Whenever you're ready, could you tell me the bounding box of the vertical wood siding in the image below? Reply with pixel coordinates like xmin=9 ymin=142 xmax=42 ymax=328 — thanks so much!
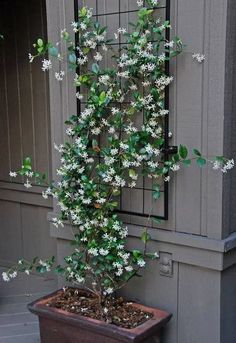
xmin=0 ymin=0 xmax=51 ymax=181
xmin=0 ymin=0 xmax=55 ymax=265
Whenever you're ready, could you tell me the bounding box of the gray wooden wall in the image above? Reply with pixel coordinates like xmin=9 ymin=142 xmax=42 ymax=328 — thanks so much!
xmin=0 ymin=0 xmax=235 ymax=342
xmin=0 ymin=0 xmax=56 ymax=266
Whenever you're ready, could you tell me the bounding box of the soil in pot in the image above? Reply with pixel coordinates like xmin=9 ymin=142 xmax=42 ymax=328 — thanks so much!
xmin=45 ymin=287 xmax=153 ymax=329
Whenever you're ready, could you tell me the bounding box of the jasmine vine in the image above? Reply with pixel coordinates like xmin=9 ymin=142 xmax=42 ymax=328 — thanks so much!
xmin=3 ymin=1 xmax=234 ymax=300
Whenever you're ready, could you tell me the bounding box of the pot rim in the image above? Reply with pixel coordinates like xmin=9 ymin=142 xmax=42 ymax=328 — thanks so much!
xmin=28 ymin=288 xmax=172 ymax=343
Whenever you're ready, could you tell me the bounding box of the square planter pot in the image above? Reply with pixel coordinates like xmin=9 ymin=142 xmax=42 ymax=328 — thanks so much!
xmin=28 ymin=289 xmax=172 ymax=343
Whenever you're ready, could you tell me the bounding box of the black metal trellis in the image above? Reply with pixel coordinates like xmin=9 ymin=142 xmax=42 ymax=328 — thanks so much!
xmin=74 ymin=0 xmax=174 ymax=221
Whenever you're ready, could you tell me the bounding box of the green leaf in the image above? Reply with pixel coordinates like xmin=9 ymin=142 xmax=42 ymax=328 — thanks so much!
xmin=193 ymin=148 xmax=201 ymax=157
xmin=79 ymin=6 xmax=87 ymax=17
xmin=179 ymin=144 xmax=188 ymax=159
xmin=153 ymin=184 xmax=161 ymax=200
xmin=55 ymin=266 xmax=64 ymax=274
xmin=49 ymin=47 xmax=59 ymax=57
xmin=37 ymin=38 xmax=43 ymax=47
xmin=23 ymin=157 xmax=32 ymax=170
xmin=141 ymin=231 xmax=151 ymax=244
xmin=92 ymin=63 xmax=100 ymax=74
xmin=69 ymin=53 xmax=76 ymax=64
xmin=197 ymin=157 xmax=206 ymax=167
xmin=183 ymin=159 xmax=191 ymax=166
xmin=215 ymin=155 xmax=224 ymax=162
xmin=146 ymin=252 xmax=159 ymax=259
xmin=99 ymin=91 xmax=106 ymax=103
xmin=129 ymin=169 xmax=136 ymax=178
xmin=151 ymin=216 xmax=162 ymax=225
xmin=112 ymin=189 xmax=121 ymax=196
xmin=132 ymin=250 xmax=142 ymax=259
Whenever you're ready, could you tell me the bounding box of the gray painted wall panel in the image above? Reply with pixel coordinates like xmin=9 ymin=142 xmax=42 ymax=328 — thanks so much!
xmin=178 ymin=264 xmax=221 ymax=343
xmin=221 ymin=263 xmax=236 ymax=342
xmin=175 ymin=0 xmax=205 ymax=235
xmin=0 ymin=0 xmax=56 ymax=266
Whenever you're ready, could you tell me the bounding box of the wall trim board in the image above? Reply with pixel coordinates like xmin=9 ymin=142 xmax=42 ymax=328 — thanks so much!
xmin=0 ymin=188 xmax=52 ymax=208
xmin=48 ymin=212 xmax=236 ymax=271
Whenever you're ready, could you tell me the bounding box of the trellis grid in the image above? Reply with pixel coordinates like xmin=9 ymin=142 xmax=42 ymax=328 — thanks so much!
xmin=74 ymin=0 xmax=173 ymax=221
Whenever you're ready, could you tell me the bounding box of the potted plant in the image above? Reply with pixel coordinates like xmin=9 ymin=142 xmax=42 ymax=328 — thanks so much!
xmin=3 ymin=1 xmax=234 ymax=342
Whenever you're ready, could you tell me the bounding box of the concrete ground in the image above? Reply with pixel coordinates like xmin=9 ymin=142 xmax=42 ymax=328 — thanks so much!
xmin=0 ymin=267 xmax=57 ymax=343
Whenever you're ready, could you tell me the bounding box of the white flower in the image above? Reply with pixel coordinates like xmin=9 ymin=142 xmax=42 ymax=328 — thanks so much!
xmin=55 ymin=70 xmax=65 ymax=81
xmin=137 ymin=0 xmax=144 ymax=6
xmin=151 ymin=0 xmax=159 ymax=5
xmin=128 ymin=181 xmax=137 ymax=188
xmin=2 ymin=272 xmax=10 ymax=282
xmin=91 ymin=127 xmax=101 ymax=135
xmin=115 ymin=269 xmax=123 ymax=276
xmin=71 ymin=21 xmax=78 ymax=32
xmin=80 ymin=22 xmax=87 ymax=31
xmin=159 ymin=109 xmax=169 ymax=116
xmin=96 ymin=198 xmax=106 ymax=204
xmin=94 ymin=52 xmax=103 ymax=61
xmin=75 ymin=275 xmax=85 ymax=283
xmin=125 ymin=266 xmax=133 ymax=272
xmin=9 ymin=171 xmax=17 ymax=178
xmin=103 ymin=307 xmax=109 ymax=314
xmin=164 ymin=176 xmax=170 ymax=182
xmin=104 ymin=287 xmax=113 ymax=295
xmin=142 ymin=81 xmax=151 ymax=87
xmin=24 ymin=179 xmax=32 ymax=189
xmin=66 ymin=127 xmax=74 ymax=136
xmin=25 ymin=171 xmax=34 ymax=177
xmin=9 ymin=271 xmax=17 ymax=279
xmin=165 ymin=40 xmax=174 ymax=48
xmin=137 ymin=259 xmax=146 ymax=267
xmin=77 ymin=56 xmax=88 ymax=65
xmin=99 ymin=75 xmax=110 ymax=85
xmin=170 ymin=164 xmax=180 ymax=172
xmin=52 ymin=217 xmax=64 ymax=228
xmin=117 ymin=27 xmax=127 ymax=34
xmin=42 ymin=191 xmax=48 ymax=199
xmin=42 ymin=59 xmax=52 ymax=72
xmin=155 ymin=75 xmax=173 ymax=90
xmin=88 ymin=248 xmax=98 ymax=256
xmin=76 ymin=92 xmax=84 ymax=100
xmin=213 ymin=161 xmax=221 ymax=170
xmin=99 ymin=248 xmax=109 ymax=256
xmin=192 ymin=53 xmax=205 ymax=63
xmin=120 ymin=142 xmax=129 ymax=150
xmin=129 ymin=84 xmax=137 ymax=91
xmin=221 ymin=159 xmax=234 ymax=173
xmin=28 ymin=53 xmax=34 ymax=63
xmin=111 ymin=107 xmax=120 ymax=115
xmin=147 ymin=63 xmax=155 ymax=71
xmin=108 ymin=127 xmax=116 ymax=134
xmin=117 ymin=71 xmax=130 ymax=79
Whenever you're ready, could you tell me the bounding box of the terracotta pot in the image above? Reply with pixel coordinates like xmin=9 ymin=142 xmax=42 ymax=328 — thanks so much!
xmin=28 ymin=289 xmax=172 ymax=343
